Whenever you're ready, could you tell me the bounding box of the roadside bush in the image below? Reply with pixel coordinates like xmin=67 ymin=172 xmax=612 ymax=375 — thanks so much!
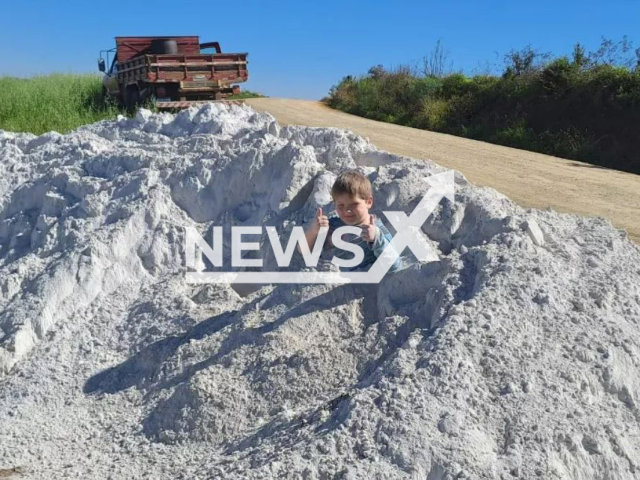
xmin=324 ymin=38 xmax=640 ymax=174
xmin=441 ymin=74 xmax=472 ymax=97
xmin=413 ymin=98 xmax=449 ymax=130
xmin=492 ymin=122 xmax=538 ymax=150
xmin=540 ymin=58 xmax=581 ymax=95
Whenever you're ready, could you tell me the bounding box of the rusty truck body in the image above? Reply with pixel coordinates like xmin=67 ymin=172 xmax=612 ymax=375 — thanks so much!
xmin=98 ymin=36 xmax=249 ymax=109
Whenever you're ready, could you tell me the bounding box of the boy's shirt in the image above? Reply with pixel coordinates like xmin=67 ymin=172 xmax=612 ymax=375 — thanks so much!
xmin=327 ymin=214 xmax=402 ymax=273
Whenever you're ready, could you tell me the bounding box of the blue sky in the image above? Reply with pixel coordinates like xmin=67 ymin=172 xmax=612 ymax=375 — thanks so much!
xmin=0 ymin=0 xmax=637 ymax=99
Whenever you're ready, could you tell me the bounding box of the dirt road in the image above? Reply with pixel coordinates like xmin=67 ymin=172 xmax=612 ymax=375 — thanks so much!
xmin=247 ymin=98 xmax=640 ymax=244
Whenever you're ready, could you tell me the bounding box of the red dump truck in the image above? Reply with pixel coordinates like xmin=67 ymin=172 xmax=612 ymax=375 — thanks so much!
xmin=98 ymin=36 xmax=249 ymax=109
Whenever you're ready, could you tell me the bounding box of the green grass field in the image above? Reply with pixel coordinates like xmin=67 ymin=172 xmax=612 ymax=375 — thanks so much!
xmin=0 ymin=74 xmax=263 ymax=135
xmin=0 ymin=74 xmax=122 ymax=135
xmin=227 ymin=91 xmax=265 ymax=100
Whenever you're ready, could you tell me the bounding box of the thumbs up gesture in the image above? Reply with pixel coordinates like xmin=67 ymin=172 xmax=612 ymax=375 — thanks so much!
xmin=360 ymin=214 xmax=377 ymax=243
xmin=316 ymin=207 xmax=329 ymax=230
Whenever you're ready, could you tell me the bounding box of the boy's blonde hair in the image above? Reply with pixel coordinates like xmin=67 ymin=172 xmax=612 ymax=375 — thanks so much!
xmin=331 ymin=171 xmax=372 ymax=200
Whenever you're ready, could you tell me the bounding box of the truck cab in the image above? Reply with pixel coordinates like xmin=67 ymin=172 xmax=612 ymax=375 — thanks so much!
xmin=98 ymin=56 xmax=120 ymax=100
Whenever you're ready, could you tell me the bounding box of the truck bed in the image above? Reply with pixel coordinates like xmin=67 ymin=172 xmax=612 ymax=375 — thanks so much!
xmin=118 ymin=53 xmax=249 ymax=87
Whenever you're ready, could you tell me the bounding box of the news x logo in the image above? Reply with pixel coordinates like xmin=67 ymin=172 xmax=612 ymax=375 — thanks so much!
xmin=185 ymin=171 xmax=454 ymax=284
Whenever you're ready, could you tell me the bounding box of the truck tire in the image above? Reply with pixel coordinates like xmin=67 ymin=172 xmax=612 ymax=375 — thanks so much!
xmin=150 ymin=39 xmax=178 ymax=55
xmin=124 ymin=86 xmax=140 ymax=110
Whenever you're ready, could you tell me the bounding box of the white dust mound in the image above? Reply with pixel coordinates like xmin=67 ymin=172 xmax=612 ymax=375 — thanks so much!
xmin=1 ymin=104 xmax=640 ymax=479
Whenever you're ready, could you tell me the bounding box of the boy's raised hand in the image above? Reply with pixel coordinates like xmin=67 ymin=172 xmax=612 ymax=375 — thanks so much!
xmin=360 ymin=214 xmax=377 ymax=243
xmin=316 ymin=207 xmax=329 ymax=230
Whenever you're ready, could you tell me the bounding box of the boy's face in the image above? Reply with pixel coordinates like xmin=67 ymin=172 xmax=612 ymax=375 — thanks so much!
xmin=333 ymin=193 xmax=373 ymax=225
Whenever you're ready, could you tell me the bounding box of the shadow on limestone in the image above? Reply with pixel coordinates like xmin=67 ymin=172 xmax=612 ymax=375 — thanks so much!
xmin=83 ymin=283 xmax=376 ymax=396
xmin=83 ymin=309 xmax=238 ymax=395
xmin=146 ymin=284 xmax=378 ymax=395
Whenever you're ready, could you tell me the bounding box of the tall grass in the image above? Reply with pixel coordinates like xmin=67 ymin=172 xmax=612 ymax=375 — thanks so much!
xmin=0 ymin=74 xmax=122 ymax=135
xmin=0 ymin=74 xmax=265 ymax=135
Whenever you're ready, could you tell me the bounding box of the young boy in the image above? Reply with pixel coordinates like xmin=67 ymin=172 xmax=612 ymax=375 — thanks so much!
xmin=304 ymin=171 xmax=402 ymax=273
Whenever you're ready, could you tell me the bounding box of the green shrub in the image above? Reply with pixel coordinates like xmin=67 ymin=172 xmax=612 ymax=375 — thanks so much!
xmin=540 ymin=58 xmax=581 ymax=95
xmin=492 ymin=122 xmax=538 ymax=150
xmin=411 ymin=77 xmax=443 ymax=99
xmin=414 ymin=98 xmax=449 ymax=130
xmin=441 ymin=74 xmax=472 ymax=97
xmin=323 ymin=40 xmax=640 ymax=174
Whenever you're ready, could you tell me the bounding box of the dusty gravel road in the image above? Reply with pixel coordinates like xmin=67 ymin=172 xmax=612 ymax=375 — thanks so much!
xmin=247 ymin=98 xmax=640 ymax=244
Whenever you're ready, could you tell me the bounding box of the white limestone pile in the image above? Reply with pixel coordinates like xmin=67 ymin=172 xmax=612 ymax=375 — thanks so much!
xmin=0 ymin=104 xmax=639 ymax=479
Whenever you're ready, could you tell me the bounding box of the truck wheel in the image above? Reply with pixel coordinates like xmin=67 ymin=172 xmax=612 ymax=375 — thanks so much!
xmin=124 ymin=86 xmax=140 ymax=110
